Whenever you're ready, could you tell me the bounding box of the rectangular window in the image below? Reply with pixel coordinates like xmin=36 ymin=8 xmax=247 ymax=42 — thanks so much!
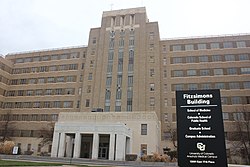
xmin=33 ymin=57 xmax=40 ymax=62
xmin=47 ymin=77 xmax=55 ymax=83
xmin=221 ymin=97 xmax=228 ymax=105
xmin=51 ymin=55 xmax=58 ymax=60
xmin=88 ymin=73 xmax=93 ymax=80
xmin=106 ymin=77 xmax=112 ymax=87
xmin=210 ymin=43 xmax=220 ymax=49
xmin=66 ymin=76 xmax=75 ymax=82
xmin=187 ymin=69 xmax=197 ymax=76
xmin=35 ymin=89 xmax=43 ymax=96
xmin=222 ymin=112 xmax=229 ymax=120
xmin=201 ymin=83 xmax=211 ymax=90
xmin=107 ymin=63 xmax=113 ymax=73
xmin=38 ymin=78 xmax=45 ymax=83
xmin=150 ymin=83 xmax=155 ymax=91
xmin=188 ymin=83 xmax=198 ymax=90
xmin=229 ymin=82 xmax=240 ymax=89
xmin=172 ymin=45 xmax=182 ymax=51
xmin=65 ymin=88 xmax=74 ymax=95
xmin=227 ymin=68 xmax=237 ymax=75
xmin=60 ymin=54 xmax=68 ymax=59
xmin=87 ymin=86 xmax=91 ymax=93
xmin=199 ymin=56 xmax=208 ymax=62
xmin=27 ymin=90 xmax=33 ymax=96
xmin=225 ymin=55 xmax=235 ymax=61
xmin=141 ymin=124 xmax=147 ymax=135
xmin=241 ymin=67 xmax=250 ymax=74
xmin=53 ymin=101 xmax=61 ymax=108
xmin=173 ymin=70 xmax=184 ymax=77
xmin=215 ymin=83 xmax=225 ymax=89
xmin=164 ymin=98 xmax=168 ymax=107
xmin=149 ymin=97 xmax=155 ymax=106
xmin=233 ymin=112 xmax=244 ymax=121
xmin=39 ymin=66 xmax=47 ymax=72
xmin=44 ymin=101 xmax=51 ymax=108
xmin=214 ymin=69 xmax=224 ymax=75
xmin=85 ymin=99 xmax=90 ymax=107
xmin=185 ymin=44 xmax=194 ymax=51
xmin=186 ymin=56 xmax=196 ymax=63
xmin=57 ymin=76 xmax=64 ymax=82
xmin=49 ymin=66 xmax=57 ymax=71
xmin=238 ymin=54 xmax=249 ymax=61
xmin=236 ymin=41 xmax=246 ymax=48
xmin=63 ymin=101 xmax=72 ymax=108
xmin=223 ymin=42 xmax=233 ymax=48
xmin=173 ymin=84 xmax=184 ymax=91
xmin=197 ymin=43 xmax=207 ymax=50
xmin=243 ymin=82 xmax=250 ymax=89
xmin=200 ymin=69 xmax=210 ymax=76
xmin=55 ymin=89 xmax=63 ymax=95
xmin=212 ymin=55 xmax=222 ymax=62
xmin=150 ymin=69 xmax=155 ymax=77
xmin=18 ymin=90 xmax=24 ymax=96
xmin=172 ymin=57 xmax=182 ymax=64
xmin=33 ymin=102 xmax=41 ymax=108
xmin=69 ymin=64 xmax=77 ymax=70
xmin=231 ymin=97 xmax=242 ymax=104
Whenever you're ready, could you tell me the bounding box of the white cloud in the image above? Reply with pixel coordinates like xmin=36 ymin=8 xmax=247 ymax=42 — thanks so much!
xmin=0 ymin=0 xmax=249 ymax=55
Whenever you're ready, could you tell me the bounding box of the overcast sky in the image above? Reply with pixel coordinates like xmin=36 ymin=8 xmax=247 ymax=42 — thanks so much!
xmin=0 ymin=0 xmax=250 ymax=55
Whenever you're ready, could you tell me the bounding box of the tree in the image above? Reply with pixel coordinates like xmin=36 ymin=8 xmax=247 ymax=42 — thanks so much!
xmin=231 ymin=107 xmax=250 ymax=164
xmin=38 ymin=122 xmax=54 ymax=148
xmin=0 ymin=112 xmax=15 ymax=142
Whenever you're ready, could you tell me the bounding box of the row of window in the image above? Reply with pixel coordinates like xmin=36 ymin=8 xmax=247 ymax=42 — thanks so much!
xmin=14 ymin=52 xmax=81 ymax=64
xmin=10 ymin=75 xmax=77 ymax=85
xmin=2 ymin=101 xmax=74 ymax=109
xmin=0 ymin=130 xmax=45 ymax=138
xmin=172 ymin=81 xmax=250 ymax=91
xmin=0 ymin=114 xmax=58 ymax=122
xmin=172 ymin=67 xmax=250 ymax=77
xmin=12 ymin=63 xmax=80 ymax=74
xmin=6 ymin=88 xmax=75 ymax=97
xmin=0 ymin=62 xmax=12 ymax=73
xmin=171 ymin=54 xmax=249 ymax=64
xmin=170 ymin=40 xmax=249 ymax=52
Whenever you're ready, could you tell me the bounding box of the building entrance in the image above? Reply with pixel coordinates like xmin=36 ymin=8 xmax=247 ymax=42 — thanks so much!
xmin=98 ymin=134 xmax=110 ymax=159
xmin=80 ymin=134 xmax=93 ymax=158
xmin=98 ymin=147 xmax=108 ymax=159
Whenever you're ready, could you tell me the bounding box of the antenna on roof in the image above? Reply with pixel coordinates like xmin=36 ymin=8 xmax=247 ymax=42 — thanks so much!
xmin=110 ymin=3 xmax=114 ymax=10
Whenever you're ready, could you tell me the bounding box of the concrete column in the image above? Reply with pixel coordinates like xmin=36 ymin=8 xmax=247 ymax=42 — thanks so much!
xmin=126 ymin=137 xmax=131 ymax=154
xmin=109 ymin=133 xmax=115 ymax=160
xmin=73 ymin=133 xmax=81 ymax=158
xmin=92 ymin=133 xmax=99 ymax=159
xmin=65 ymin=136 xmax=74 ymax=157
xmin=51 ymin=131 xmax=60 ymax=157
xmin=115 ymin=134 xmax=126 ymax=161
xmin=58 ymin=132 xmax=66 ymax=157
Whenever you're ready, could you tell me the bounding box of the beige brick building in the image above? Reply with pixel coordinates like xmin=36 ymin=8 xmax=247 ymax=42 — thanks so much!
xmin=0 ymin=7 xmax=249 ymax=163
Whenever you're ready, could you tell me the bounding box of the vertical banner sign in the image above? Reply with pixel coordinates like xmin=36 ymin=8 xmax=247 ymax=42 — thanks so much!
xmin=176 ymin=89 xmax=228 ymax=167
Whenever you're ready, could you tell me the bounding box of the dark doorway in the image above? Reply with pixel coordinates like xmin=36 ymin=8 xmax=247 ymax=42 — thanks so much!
xmin=80 ymin=134 xmax=93 ymax=158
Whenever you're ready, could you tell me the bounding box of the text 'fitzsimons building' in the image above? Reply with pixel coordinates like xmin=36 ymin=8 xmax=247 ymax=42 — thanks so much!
xmin=0 ymin=7 xmax=249 ymax=163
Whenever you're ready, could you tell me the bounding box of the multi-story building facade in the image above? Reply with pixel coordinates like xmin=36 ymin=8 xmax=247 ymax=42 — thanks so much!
xmin=0 ymin=7 xmax=249 ymax=163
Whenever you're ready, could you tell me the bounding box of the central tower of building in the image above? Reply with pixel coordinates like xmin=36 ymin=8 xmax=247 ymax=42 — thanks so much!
xmin=80 ymin=7 xmax=161 ymax=118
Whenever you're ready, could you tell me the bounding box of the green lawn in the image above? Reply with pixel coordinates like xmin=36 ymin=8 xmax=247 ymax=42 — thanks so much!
xmin=0 ymin=160 xmax=111 ymax=167
xmin=0 ymin=160 xmax=63 ymax=166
